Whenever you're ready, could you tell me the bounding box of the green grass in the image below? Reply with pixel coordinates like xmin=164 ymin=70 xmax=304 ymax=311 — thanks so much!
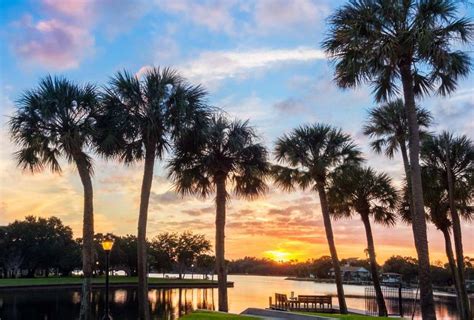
xmin=0 ymin=276 xmax=217 ymax=287
xmin=181 ymin=311 xmax=260 ymax=319
xmin=301 ymin=312 xmax=389 ymax=319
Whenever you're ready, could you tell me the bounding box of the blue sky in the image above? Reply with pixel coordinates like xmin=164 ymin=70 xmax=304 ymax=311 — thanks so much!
xmin=0 ymin=0 xmax=473 ymax=262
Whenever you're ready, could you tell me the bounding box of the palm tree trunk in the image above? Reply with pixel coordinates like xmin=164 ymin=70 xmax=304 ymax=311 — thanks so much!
xmin=445 ymin=154 xmax=470 ymax=319
xmin=441 ymin=228 xmax=465 ymax=319
xmin=360 ymin=213 xmax=387 ymax=316
xmin=215 ymin=173 xmax=228 ymax=312
xmin=399 ymin=141 xmax=416 ymax=214
xmin=316 ymin=182 xmax=347 ymax=314
xmin=74 ymin=153 xmax=94 ymax=320
xmin=137 ymin=145 xmax=156 ymax=320
xmin=400 ymin=63 xmax=436 ymax=320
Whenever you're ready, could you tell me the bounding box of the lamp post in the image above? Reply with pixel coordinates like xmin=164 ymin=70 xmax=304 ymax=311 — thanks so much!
xmin=101 ymin=238 xmax=114 ymax=320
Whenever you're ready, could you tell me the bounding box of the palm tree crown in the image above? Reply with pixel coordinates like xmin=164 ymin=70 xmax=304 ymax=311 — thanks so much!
xmin=273 ymin=124 xmax=362 ymax=188
xmin=422 ymin=133 xmax=473 ymax=191
xmin=10 ymin=76 xmax=98 ymax=173
xmin=328 ymin=165 xmax=398 ymax=225
xmin=168 ymin=114 xmax=269 ymax=198
xmin=322 ymin=0 xmax=472 ymax=102
xmin=363 ymin=99 xmax=432 ymax=158
xmin=95 ymin=67 xmax=208 ymax=161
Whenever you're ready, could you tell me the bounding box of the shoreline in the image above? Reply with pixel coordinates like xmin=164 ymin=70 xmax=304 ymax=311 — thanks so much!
xmin=285 ymin=277 xmax=458 ymax=299
xmin=0 ymin=276 xmax=234 ymax=290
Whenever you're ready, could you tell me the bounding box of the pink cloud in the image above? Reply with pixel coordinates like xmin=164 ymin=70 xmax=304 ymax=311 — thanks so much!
xmin=42 ymin=0 xmax=91 ymax=20
xmin=12 ymin=15 xmax=94 ymax=70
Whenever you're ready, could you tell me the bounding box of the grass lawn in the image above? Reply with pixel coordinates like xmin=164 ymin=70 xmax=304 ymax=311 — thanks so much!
xmin=181 ymin=310 xmax=260 ymax=319
xmin=301 ymin=312 xmax=389 ymax=319
xmin=0 ymin=276 xmax=218 ymax=287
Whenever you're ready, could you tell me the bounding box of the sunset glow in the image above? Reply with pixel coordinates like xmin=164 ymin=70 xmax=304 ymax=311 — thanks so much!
xmin=0 ymin=0 xmax=473 ymax=266
xmin=264 ymin=250 xmax=293 ymax=263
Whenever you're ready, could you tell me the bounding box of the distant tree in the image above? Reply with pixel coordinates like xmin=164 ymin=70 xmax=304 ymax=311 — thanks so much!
xmin=150 ymin=233 xmax=178 ymax=276
xmin=383 ymin=256 xmax=419 ymax=284
xmin=310 ymin=256 xmax=334 ymax=279
xmin=273 ymin=123 xmax=362 ymax=314
xmin=9 ymin=77 xmax=98 ymax=319
xmin=0 ymin=226 xmax=23 ymax=278
xmin=175 ymin=232 xmax=211 ymax=279
xmin=0 ymin=216 xmax=80 ymax=278
xmin=196 ymin=254 xmax=215 ymax=279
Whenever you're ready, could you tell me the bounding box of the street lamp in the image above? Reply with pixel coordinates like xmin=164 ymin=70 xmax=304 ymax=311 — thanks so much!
xmin=101 ymin=238 xmax=114 ymax=320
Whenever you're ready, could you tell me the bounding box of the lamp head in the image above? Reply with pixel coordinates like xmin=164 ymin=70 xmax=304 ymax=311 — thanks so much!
xmin=101 ymin=238 xmax=114 ymax=252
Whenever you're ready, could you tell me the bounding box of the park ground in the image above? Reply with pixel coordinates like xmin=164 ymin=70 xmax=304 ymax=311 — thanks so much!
xmin=0 ymin=276 xmax=228 ymax=288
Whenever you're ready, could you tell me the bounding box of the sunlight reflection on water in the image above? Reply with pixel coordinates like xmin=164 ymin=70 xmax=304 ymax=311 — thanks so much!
xmin=0 ymin=274 xmax=458 ymax=319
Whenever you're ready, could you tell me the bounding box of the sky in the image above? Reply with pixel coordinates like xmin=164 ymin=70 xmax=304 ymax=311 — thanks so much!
xmin=0 ymin=0 xmax=473 ymax=264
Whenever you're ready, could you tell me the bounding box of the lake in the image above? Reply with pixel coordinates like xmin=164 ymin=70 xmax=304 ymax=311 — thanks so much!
xmin=0 ymin=274 xmax=459 ymax=319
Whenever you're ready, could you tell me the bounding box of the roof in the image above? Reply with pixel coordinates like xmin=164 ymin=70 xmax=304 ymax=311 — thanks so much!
xmin=330 ymin=266 xmax=369 ymax=273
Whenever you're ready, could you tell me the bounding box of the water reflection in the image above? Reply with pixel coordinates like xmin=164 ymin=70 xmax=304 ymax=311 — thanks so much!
xmin=0 ymin=287 xmax=215 ymax=320
xmin=0 ymin=275 xmax=459 ymax=319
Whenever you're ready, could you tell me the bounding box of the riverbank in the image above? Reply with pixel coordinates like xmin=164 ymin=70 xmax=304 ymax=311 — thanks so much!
xmin=0 ymin=276 xmax=234 ymax=290
xmin=285 ymin=277 xmax=371 ymax=286
xmin=285 ymin=277 xmax=458 ymax=298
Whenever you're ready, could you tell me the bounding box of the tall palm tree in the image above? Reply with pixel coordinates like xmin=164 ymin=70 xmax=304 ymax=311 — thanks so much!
xmin=272 ymin=124 xmax=362 ymax=314
xmin=421 ymin=132 xmax=473 ymax=319
xmin=95 ymin=67 xmax=208 ymax=319
xmin=168 ymin=114 xmax=269 ymax=312
xmin=400 ymin=165 xmax=472 ymax=319
xmin=323 ymin=1 xmax=472 ymax=317
xmin=9 ymin=76 xmax=98 ymax=320
xmin=328 ymin=165 xmax=398 ymax=317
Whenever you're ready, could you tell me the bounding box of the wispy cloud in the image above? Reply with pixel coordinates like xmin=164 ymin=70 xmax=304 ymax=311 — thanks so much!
xmin=157 ymin=0 xmax=238 ymax=34
xmin=156 ymin=0 xmax=330 ymax=36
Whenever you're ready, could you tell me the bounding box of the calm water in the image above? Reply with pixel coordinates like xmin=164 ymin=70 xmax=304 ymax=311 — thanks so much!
xmin=0 ymin=275 xmax=458 ymax=319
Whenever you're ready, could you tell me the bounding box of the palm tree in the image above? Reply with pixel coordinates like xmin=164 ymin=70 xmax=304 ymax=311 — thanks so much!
xmin=363 ymin=98 xmax=432 ymax=189
xmin=400 ymin=165 xmax=472 ymax=319
xmin=168 ymin=114 xmax=269 ymax=312
xmin=363 ymin=100 xmax=432 ymax=279
xmin=272 ymin=124 xmax=362 ymax=314
xmin=328 ymin=165 xmax=398 ymax=316
xmin=421 ymin=132 xmax=473 ymax=319
xmin=9 ymin=76 xmax=98 ymax=320
xmin=323 ymin=1 xmax=472 ymax=317
xmin=95 ymin=67 xmax=208 ymax=319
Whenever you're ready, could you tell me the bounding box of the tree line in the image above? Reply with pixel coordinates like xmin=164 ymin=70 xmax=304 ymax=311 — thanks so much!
xmin=0 ymin=216 xmax=212 ymax=279
xmin=4 ymin=216 xmax=472 ymax=290
xmin=2 ymin=216 xmax=472 ymax=291
xmin=7 ymin=0 xmax=473 ymax=319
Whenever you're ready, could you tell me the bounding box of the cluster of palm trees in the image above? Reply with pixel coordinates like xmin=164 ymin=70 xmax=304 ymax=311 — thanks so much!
xmin=7 ymin=0 xmax=472 ymax=320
